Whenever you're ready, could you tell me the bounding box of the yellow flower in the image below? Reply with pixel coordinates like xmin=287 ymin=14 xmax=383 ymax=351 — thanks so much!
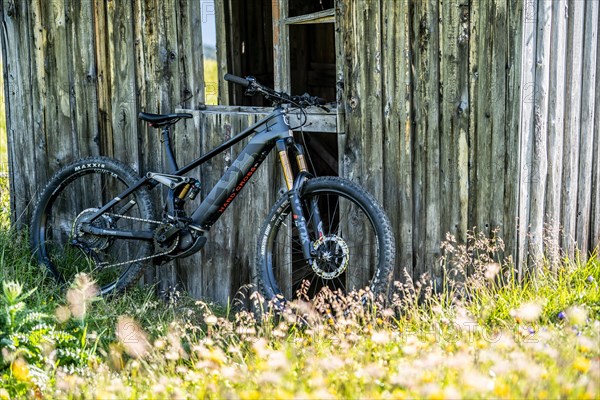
xmin=11 ymin=358 xmax=30 ymax=382
xmin=421 ymin=370 xmax=436 ymax=383
xmin=240 ymin=390 xmax=261 ymax=400
xmin=493 ymin=381 xmax=511 ymax=398
xmin=391 ymin=388 xmax=408 ymax=399
xmin=427 ymin=389 xmax=446 ymax=400
xmin=573 ymin=357 xmax=591 ymax=373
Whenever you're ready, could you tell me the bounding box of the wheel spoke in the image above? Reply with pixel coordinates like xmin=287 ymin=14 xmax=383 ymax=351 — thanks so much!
xmin=259 ymin=177 xmax=393 ymax=303
xmin=30 ymin=158 xmax=155 ymax=295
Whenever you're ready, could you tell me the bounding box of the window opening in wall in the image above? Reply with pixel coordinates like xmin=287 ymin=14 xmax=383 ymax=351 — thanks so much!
xmin=288 ymin=0 xmax=335 ymax=18
xmin=289 ymin=23 xmax=336 ymax=103
xmin=220 ymin=0 xmax=274 ymax=106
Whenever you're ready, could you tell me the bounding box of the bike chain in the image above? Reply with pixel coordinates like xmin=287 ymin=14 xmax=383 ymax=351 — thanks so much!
xmin=93 ymin=213 xmax=179 ymax=270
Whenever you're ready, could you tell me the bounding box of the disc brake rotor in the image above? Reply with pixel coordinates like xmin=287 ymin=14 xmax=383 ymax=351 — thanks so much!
xmin=311 ymin=235 xmax=350 ymax=279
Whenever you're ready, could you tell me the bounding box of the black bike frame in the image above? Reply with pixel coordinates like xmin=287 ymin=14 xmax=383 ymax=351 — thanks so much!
xmin=85 ymin=106 xmax=300 ymax=236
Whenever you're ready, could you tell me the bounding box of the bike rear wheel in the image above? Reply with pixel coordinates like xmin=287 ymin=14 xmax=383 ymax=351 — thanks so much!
xmin=30 ymin=157 xmax=156 ymax=296
xmin=256 ymin=176 xmax=395 ymax=303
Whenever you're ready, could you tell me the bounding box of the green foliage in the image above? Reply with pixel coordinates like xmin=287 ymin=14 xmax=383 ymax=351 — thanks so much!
xmin=0 ymin=278 xmax=101 ymax=398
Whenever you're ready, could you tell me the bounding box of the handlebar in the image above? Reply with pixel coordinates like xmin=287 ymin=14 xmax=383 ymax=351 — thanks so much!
xmin=223 ymin=73 xmax=329 ymax=111
xmin=224 ymin=73 xmax=251 ymax=88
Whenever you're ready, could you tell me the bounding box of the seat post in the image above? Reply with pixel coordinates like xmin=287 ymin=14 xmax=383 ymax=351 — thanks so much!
xmin=161 ymin=126 xmax=179 ymax=173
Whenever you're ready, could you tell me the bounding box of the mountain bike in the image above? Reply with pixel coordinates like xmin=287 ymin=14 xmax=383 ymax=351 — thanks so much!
xmin=30 ymin=74 xmax=396 ymax=303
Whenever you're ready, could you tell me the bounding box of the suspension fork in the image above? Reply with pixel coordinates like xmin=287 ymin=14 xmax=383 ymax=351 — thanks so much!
xmin=276 ymin=139 xmax=325 ymax=263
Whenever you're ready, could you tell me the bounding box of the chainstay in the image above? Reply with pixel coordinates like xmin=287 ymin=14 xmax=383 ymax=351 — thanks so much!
xmin=92 ymin=213 xmax=177 ymax=270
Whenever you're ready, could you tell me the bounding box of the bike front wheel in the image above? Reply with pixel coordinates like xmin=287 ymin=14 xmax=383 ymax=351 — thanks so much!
xmin=30 ymin=157 xmax=156 ymax=296
xmin=256 ymin=176 xmax=395 ymax=303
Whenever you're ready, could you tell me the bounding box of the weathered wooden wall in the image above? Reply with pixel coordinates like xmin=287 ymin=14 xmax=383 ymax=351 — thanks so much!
xmin=2 ymin=0 xmax=599 ymax=303
xmin=339 ymin=0 xmax=599 ymax=284
xmin=0 ymin=0 xmax=208 ymax=295
xmin=0 ymin=0 xmax=205 ymax=221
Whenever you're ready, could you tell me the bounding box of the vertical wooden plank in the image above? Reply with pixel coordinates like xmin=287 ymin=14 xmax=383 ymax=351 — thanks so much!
xmin=0 ymin=0 xmax=40 ymax=225
xmin=489 ymin=0 xmax=508 ymax=243
xmin=516 ymin=0 xmax=537 ymax=274
xmin=106 ymin=0 xmax=139 ymax=168
xmin=561 ymin=0 xmax=585 ymax=256
xmin=177 ymin=0 xmax=205 ymax=110
xmin=504 ymin=0 xmax=524 ymax=268
xmin=342 ymin=0 xmax=385 ymax=285
xmin=171 ymin=112 xmax=204 ymax=297
xmin=413 ymin=0 xmax=441 ymax=283
xmin=467 ymin=0 xmax=479 ymax=251
xmin=41 ymin=0 xmax=74 ymax=173
xmin=93 ymin=0 xmax=113 ymax=158
xmin=199 ymin=112 xmax=236 ymax=303
xmin=133 ymin=0 xmax=160 ymax=287
xmin=272 ymin=0 xmax=289 ymax=92
xmin=544 ymin=0 xmax=567 ymax=268
xmin=472 ymin=0 xmax=493 ymax=240
xmin=230 ymin=112 xmax=274 ymax=297
xmin=576 ymin=0 xmax=598 ymax=256
xmin=382 ymin=0 xmax=413 ymax=279
xmin=592 ymin=16 xmax=600 ymax=252
xmin=67 ymin=0 xmax=100 ymax=158
xmin=156 ymin=0 xmax=182 ymax=293
xmin=528 ymin=0 xmax=552 ymax=265
xmin=440 ymin=0 xmax=470 ymax=246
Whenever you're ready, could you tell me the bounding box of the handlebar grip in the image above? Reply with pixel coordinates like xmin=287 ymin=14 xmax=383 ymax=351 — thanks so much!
xmin=224 ymin=73 xmax=251 ymax=88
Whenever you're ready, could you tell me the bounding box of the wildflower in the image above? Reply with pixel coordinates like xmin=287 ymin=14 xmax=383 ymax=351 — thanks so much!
xmin=566 ymin=306 xmax=588 ymax=326
xmin=573 ymin=356 xmax=591 ymax=373
xmin=55 ymin=305 xmax=71 ymax=323
xmin=116 ymin=316 xmax=150 ymax=359
xmin=587 ymin=276 xmax=594 ymax=283
xmin=0 ymin=388 xmax=9 ymax=400
xmin=493 ymin=381 xmax=511 ymax=398
xmin=557 ymin=311 xmax=566 ymax=320
xmin=510 ymin=302 xmax=542 ymax=323
xmin=578 ymin=336 xmax=595 ymax=353
xmin=204 ymin=314 xmax=218 ymax=326
xmin=66 ymin=273 xmax=99 ymax=319
xmin=484 ymin=263 xmax=501 ymax=280
xmin=461 ymin=370 xmax=493 ymax=392
xmin=371 ymin=330 xmax=391 ymax=344
xmin=267 ymin=350 xmax=289 ymax=371
xmin=11 ymin=358 xmax=30 ymax=382
xmin=2 ymin=281 xmax=24 ymax=303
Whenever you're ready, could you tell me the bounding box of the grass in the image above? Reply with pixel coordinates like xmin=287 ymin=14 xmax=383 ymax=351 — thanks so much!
xmin=0 ymin=173 xmax=599 ymax=399
xmin=204 ymin=58 xmax=218 ymax=105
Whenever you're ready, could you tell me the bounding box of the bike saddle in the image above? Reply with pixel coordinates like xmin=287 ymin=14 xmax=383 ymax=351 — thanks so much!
xmin=138 ymin=112 xmax=193 ymax=128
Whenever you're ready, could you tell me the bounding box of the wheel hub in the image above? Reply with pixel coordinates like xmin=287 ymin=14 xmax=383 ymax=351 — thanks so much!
xmin=71 ymin=208 xmax=113 ymax=251
xmin=311 ymin=235 xmax=350 ymax=279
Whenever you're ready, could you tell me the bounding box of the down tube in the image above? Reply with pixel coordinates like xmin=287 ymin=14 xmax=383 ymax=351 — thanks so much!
xmin=191 ymin=141 xmax=275 ymax=229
